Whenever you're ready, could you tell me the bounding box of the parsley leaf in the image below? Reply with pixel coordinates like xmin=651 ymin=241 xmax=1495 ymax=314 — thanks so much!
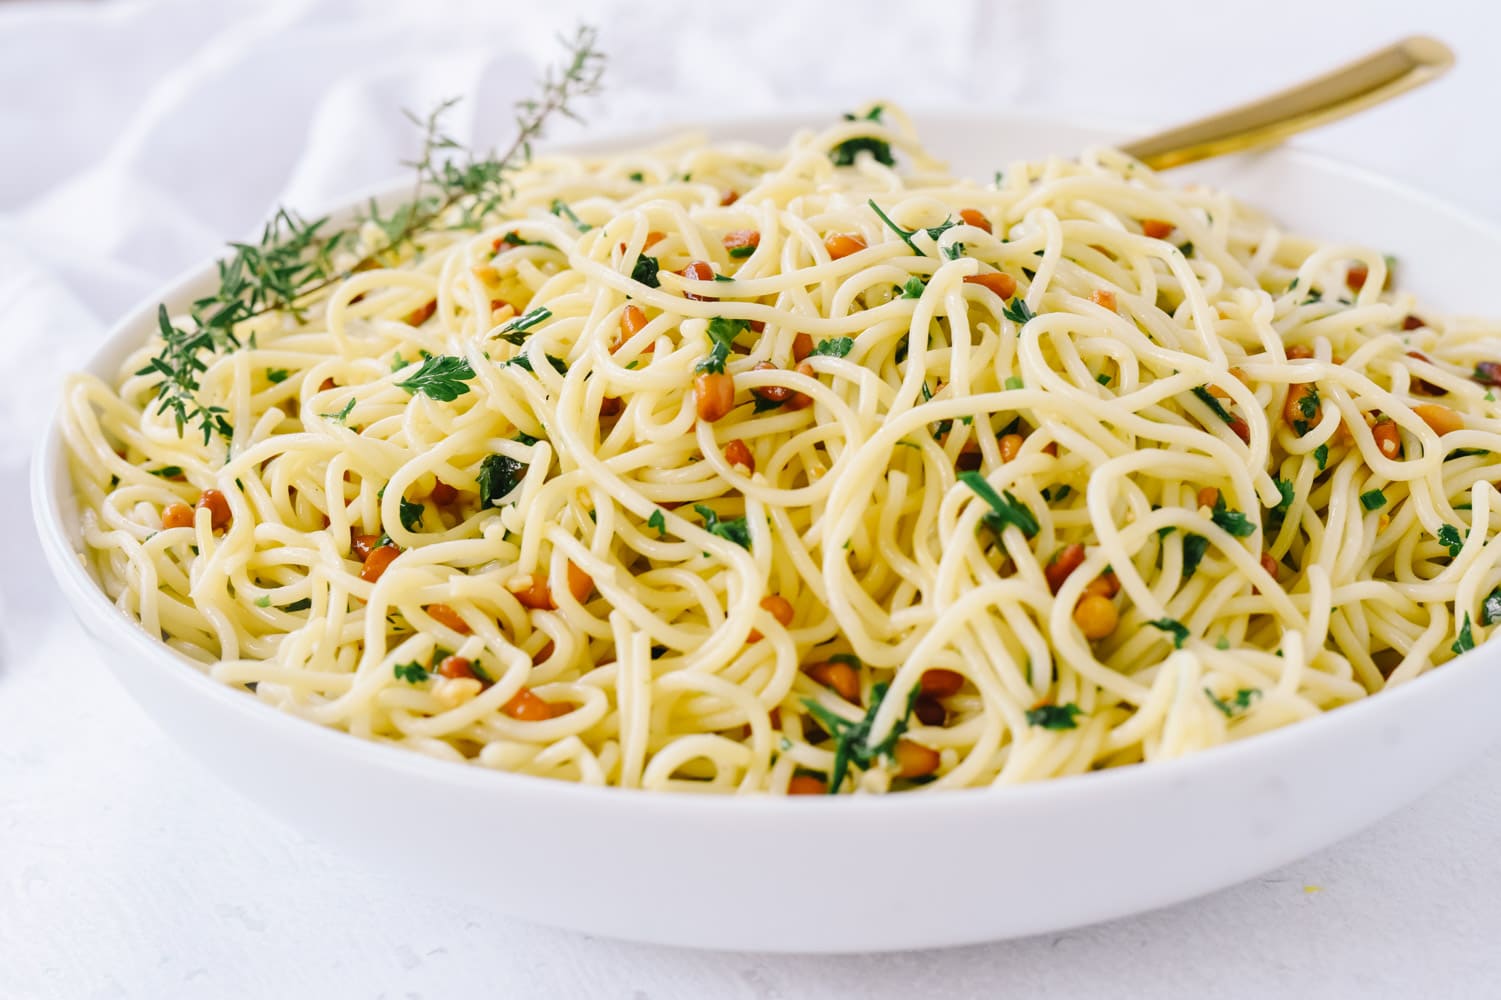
xmin=281 ymin=598 xmax=313 ymax=613
xmin=1314 ymin=443 xmax=1329 ymax=471
xmin=478 ymin=453 xmax=527 ymax=508
xmin=266 ymin=368 xmax=290 ymax=384
xmin=801 ymin=680 xmax=918 ymax=792
xmin=631 ymin=254 xmax=661 ymax=288
xmin=496 ymin=306 xmax=552 ymax=346
xmin=399 ymin=497 xmax=424 ymax=532
xmin=1002 ymin=297 xmax=1034 ymax=325
xmin=695 ymin=504 xmax=751 ymax=549
xmin=647 ymin=509 xmax=667 ymax=538
xmin=957 ymin=470 xmax=1039 ymax=538
xmin=1210 ymin=495 xmax=1256 ymax=537
xmin=696 ymin=316 xmax=749 ymax=374
xmin=1190 ymin=386 xmax=1234 ymax=425
xmin=1205 ymin=687 xmax=1260 ymax=718
xmin=866 ymin=199 xmax=956 ymax=257
xmin=1360 ymin=488 xmax=1387 ymax=511
xmin=899 ymin=275 xmax=926 ymax=299
xmin=549 ymin=199 xmax=591 ymax=231
xmin=1482 ymin=587 xmax=1501 ymax=626
xmin=321 ymin=397 xmax=356 ymax=424
xmin=1025 ymin=703 xmax=1082 ymax=730
xmin=810 ymin=337 xmax=854 ymax=359
xmin=1297 ymin=384 xmax=1321 ymax=420
xmin=149 ymin=466 xmax=183 ymax=479
xmin=1437 ymin=524 xmax=1464 ymax=557
xmin=1452 ymin=613 xmax=1475 ymax=656
xmin=1148 ymin=618 xmax=1190 ymax=648
xmin=397 ymin=355 xmax=475 ymax=401
xmin=254 ymin=595 xmax=271 ymax=608
xmin=830 ymin=106 xmax=894 ymax=167
xmin=393 ymin=662 xmax=429 ymax=684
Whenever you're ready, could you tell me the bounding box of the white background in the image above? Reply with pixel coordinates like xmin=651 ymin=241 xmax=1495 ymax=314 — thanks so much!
xmin=5 ymin=1 xmax=1501 ymax=996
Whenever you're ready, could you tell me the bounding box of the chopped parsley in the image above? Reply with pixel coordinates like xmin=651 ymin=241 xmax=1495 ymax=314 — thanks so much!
xmin=393 ymin=662 xmax=429 ymax=684
xmin=631 ymin=254 xmax=661 ymax=288
xmin=1004 ymin=375 xmax=1024 ymax=391
xmin=478 ymin=453 xmax=527 ymax=508
xmin=1482 ymin=587 xmax=1501 ymax=626
xmin=802 ymin=680 xmax=918 ymax=792
xmin=1002 ymin=297 xmax=1034 ymax=325
xmin=281 ymin=598 xmax=313 ymax=613
xmin=830 ymin=106 xmax=895 ymax=167
xmin=502 ymin=353 xmax=568 ymax=375
xmin=266 ymin=368 xmax=290 ymax=384
xmin=941 ymin=242 xmax=966 ymax=261
xmin=866 ymin=198 xmax=955 ymax=257
xmin=1182 ymin=533 xmax=1209 ymax=578
xmin=899 ymin=275 xmax=926 ymax=299
xmin=254 ymin=595 xmax=271 ymax=608
xmin=396 ymin=355 xmax=475 ymax=401
xmin=728 ymin=244 xmax=755 ymax=259
xmin=1360 ymin=488 xmax=1387 ymax=512
xmin=957 ymin=470 xmax=1039 ymax=538
xmin=647 ymin=509 xmax=667 ymax=538
xmin=1024 ymin=703 xmax=1082 ymax=730
xmin=1205 ymin=687 xmax=1260 ymax=718
xmin=809 ymin=337 xmax=854 ymax=359
xmin=695 ymin=504 xmax=751 ymax=549
xmin=321 ymin=397 xmax=357 ymax=423
xmin=1452 ymin=613 xmax=1475 ymax=656
xmin=1210 ymin=495 xmax=1256 ymax=537
xmin=1437 ymin=524 xmax=1464 ymax=557
xmin=628 ymin=171 xmax=644 ymax=182
xmin=399 ymin=497 xmax=424 ymax=532
xmin=1313 ymin=443 xmax=1329 ymax=471
xmin=1096 ymin=372 xmax=1112 ymax=386
xmin=1190 ymin=386 xmax=1234 ymax=425
xmin=1148 ymin=617 xmax=1190 ymax=648
xmin=696 ymin=316 xmax=749 ymax=374
xmin=496 ymin=306 xmax=553 ymax=346
xmin=549 ymin=199 xmax=591 ymax=231
xmin=149 ymin=466 xmax=184 ymax=478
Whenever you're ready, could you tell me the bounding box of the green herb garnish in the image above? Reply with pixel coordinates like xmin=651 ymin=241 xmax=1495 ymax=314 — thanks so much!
xmin=1002 ymin=297 xmax=1034 ymax=325
xmin=802 ymin=680 xmax=918 ymax=792
xmin=957 ymin=470 xmax=1039 ymax=538
xmin=478 ymin=453 xmax=527 ymax=508
xmin=1452 ymin=613 xmax=1475 ymax=656
xmin=631 ymin=254 xmax=660 ymax=287
xmin=647 ymin=509 xmax=667 ymax=538
xmin=1314 ymin=444 xmax=1329 ymax=470
xmin=1024 ymin=703 xmax=1082 ymax=730
xmin=695 ymin=504 xmax=751 ymax=549
xmin=549 ymin=198 xmax=591 ymax=231
xmin=809 ymin=337 xmax=854 ymax=359
xmin=496 ymin=306 xmax=553 ymax=346
xmin=1360 ymin=489 xmax=1387 ymax=511
xmin=830 ymin=106 xmax=894 ymax=167
xmin=399 ymin=497 xmax=424 ymax=532
xmin=899 ymin=275 xmax=926 ymax=299
xmin=1190 ymin=386 xmax=1234 ymax=425
xmin=1205 ymin=687 xmax=1259 ymax=718
xmin=696 ymin=316 xmax=749 ymax=374
xmin=397 ymin=355 xmax=476 ymax=401
xmin=1148 ymin=618 xmax=1190 ymax=648
xmin=394 ymin=662 xmax=429 ymax=684
xmin=1437 ymin=524 xmax=1464 ymax=557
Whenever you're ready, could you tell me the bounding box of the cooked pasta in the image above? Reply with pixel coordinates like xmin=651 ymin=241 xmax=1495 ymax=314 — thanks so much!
xmin=61 ymin=106 xmax=1501 ymax=794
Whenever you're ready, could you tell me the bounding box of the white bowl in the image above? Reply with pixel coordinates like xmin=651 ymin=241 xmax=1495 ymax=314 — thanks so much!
xmin=32 ymin=112 xmax=1501 ymax=953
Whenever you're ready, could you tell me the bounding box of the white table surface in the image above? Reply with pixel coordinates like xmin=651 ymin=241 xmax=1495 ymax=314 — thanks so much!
xmin=5 ymin=1 xmax=1501 ymax=996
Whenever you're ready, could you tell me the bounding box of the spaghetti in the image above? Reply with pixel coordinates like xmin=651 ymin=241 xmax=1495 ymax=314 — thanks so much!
xmin=61 ymin=106 xmax=1501 ymax=794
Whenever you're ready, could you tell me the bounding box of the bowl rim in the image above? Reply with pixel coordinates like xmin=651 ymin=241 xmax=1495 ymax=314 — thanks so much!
xmin=31 ymin=107 xmax=1501 ymax=816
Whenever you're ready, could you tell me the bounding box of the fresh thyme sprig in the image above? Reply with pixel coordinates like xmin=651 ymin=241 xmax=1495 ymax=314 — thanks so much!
xmin=139 ymin=25 xmax=605 ymax=444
